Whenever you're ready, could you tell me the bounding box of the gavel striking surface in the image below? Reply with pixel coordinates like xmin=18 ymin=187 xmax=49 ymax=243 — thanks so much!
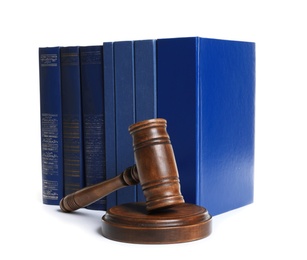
xmin=101 ymin=202 xmax=212 ymax=244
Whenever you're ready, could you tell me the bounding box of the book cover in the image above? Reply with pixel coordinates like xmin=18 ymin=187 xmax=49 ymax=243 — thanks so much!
xmin=80 ymin=45 xmax=106 ymax=210
xmin=103 ymin=42 xmax=117 ymax=209
xmin=134 ymin=39 xmax=157 ymax=202
xmin=60 ymin=46 xmax=84 ymax=196
xmin=157 ymin=37 xmax=255 ymax=215
xmin=114 ymin=41 xmax=136 ymax=205
xmin=39 ymin=47 xmax=64 ymax=205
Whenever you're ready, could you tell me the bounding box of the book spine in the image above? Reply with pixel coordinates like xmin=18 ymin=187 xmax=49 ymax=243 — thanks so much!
xmin=103 ymin=42 xmax=117 ymax=209
xmin=114 ymin=41 xmax=136 ymax=205
xmin=156 ymin=37 xmax=198 ymax=205
xmin=60 ymin=46 xmax=84 ymax=196
xmin=80 ymin=45 xmax=106 ymax=210
xmin=39 ymin=47 xmax=64 ymax=205
xmin=134 ymin=39 xmax=157 ymax=202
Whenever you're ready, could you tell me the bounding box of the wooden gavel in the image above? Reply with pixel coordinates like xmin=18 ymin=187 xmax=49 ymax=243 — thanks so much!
xmin=60 ymin=118 xmax=185 ymax=212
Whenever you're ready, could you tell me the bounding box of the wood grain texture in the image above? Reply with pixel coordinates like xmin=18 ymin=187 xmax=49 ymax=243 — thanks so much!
xmin=101 ymin=202 xmax=212 ymax=244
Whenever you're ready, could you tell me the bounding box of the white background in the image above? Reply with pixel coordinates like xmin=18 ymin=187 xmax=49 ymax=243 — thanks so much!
xmin=1 ymin=1 xmax=306 ymax=259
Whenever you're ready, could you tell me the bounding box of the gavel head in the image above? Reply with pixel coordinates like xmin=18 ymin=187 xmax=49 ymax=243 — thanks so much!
xmin=129 ymin=118 xmax=185 ymax=211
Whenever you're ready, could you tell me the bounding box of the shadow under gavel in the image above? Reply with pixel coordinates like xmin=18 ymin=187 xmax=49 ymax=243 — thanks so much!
xmin=60 ymin=118 xmax=185 ymax=213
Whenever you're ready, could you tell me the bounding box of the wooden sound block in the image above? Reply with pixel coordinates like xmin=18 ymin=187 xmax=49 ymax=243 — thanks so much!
xmin=101 ymin=202 xmax=212 ymax=244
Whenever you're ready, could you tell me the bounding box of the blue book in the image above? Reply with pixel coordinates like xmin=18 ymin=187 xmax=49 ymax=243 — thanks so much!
xmin=114 ymin=41 xmax=136 ymax=205
xmin=103 ymin=42 xmax=117 ymax=209
xmin=157 ymin=37 xmax=255 ymax=215
xmin=39 ymin=47 xmax=64 ymax=205
xmin=60 ymin=46 xmax=84 ymax=196
xmin=80 ymin=45 xmax=106 ymax=210
xmin=134 ymin=39 xmax=157 ymax=202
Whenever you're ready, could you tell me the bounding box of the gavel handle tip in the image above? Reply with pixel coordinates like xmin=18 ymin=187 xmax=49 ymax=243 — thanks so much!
xmin=59 ymin=198 xmax=72 ymax=213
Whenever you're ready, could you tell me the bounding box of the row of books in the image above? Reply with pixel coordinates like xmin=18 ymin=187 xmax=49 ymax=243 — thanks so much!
xmin=39 ymin=36 xmax=255 ymax=216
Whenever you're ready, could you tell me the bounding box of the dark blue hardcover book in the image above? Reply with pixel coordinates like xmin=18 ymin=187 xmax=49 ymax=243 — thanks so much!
xmin=39 ymin=47 xmax=64 ymax=205
xmin=134 ymin=39 xmax=157 ymax=202
xmin=60 ymin=46 xmax=85 ymax=196
xmin=114 ymin=41 xmax=136 ymax=205
xmin=103 ymin=42 xmax=117 ymax=209
xmin=80 ymin=45 xmax=106 ymax=210
xmin=157 ymin=37 xmax=255 ymax=215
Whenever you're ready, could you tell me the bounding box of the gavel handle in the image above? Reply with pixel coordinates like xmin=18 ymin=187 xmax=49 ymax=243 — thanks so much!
xmin=60 ymin=165 xmax=139 ymax=212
